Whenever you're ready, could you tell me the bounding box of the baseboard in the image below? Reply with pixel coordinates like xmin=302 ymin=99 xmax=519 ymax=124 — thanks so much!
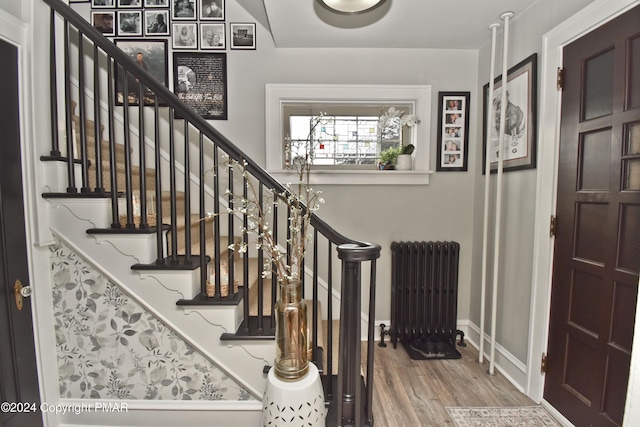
xmin=463 ymin=320 xmax=527 ymax=393
xmin=56 ymin=399 xmax=263 ymax=427
xmin=541 ymin=400 xmax=575 ymax=427
xmin=374 ymin=319 xmax=529 ymax=395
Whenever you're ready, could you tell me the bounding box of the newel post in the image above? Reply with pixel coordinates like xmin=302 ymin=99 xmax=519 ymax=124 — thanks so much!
xmin=335 ymin=242 xmax=381 ymax=427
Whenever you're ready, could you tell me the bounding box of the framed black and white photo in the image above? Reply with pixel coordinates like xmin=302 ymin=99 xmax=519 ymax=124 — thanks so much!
xmin=92 ymin=11 xmax=116 ymax=36
xmin=230 ymin=23 xmax=256 ymax=50
xmin=200 ymin=23 xmax=225 ymax=50
xmin=199 ymin=0 xmax=224 ymax=20
xmin=173 ymin=52 xmax=227 ymax=120
xmin=91 ymin=0 xmax=115 ymax=8
xmin=144 ymin=0 xmax=168 ymax=7
xmin=482 ymin=53 xmax=537 ymax=173
xmin=118 ymin=0 xmax=142 ymax=7
xmin=114 ymin=39 xmax=168 ymax=106
xmin=117 ymin=10 xmax=142 ymax=36
xmin=145 ymin=10 xmax=169 ymax=36
xmin=172 ymin=0 xmax=196 ymax=20
xmin=436 ymin=92 xmax=470 ymax=172
xmin=172 ymin=23 xmax=197 ymax=49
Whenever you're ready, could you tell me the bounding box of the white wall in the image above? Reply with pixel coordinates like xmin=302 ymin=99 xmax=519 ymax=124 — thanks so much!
xmin=468 ymin=0 xmax=597 ymax=367
xmin=0 ymin=0 xmax=25 ymax=21
xmin=214 ymin=1 xmax=481 ymax=323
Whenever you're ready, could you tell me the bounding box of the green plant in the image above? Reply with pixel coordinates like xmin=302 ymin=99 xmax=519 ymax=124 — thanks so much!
xmin=379 ymin=144 xmax=415 ymax=167
xmin=402 ymin=144 xmax=415 ymax=155
xmin=379 ymin=145 xmax=402 ymax=166
xmin=209 ymin=114 xmax=326 ymax=283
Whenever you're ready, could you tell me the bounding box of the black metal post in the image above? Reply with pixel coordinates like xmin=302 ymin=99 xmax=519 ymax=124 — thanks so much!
xmin=153 ymin=97 xmax=163 ymax=260
xmin=106 ymin=55 xmax=119 ymax=228
xmin=137 ymin=83 xmax=148 ymax=229
xmin=335 ymin=243 xmax=381 ymax=427
xmin=168 ymin=108 xmax=178 ymax=262
xmin=49 ymin=9 xmax=60 ymax=157
xmin=183 ymin=120 xmax=192 ymax=262
xmin=77 ymin=30 xmax=90 ymax=193
xmin=92 ymin=44 xmax=104 ymax=193
xmin=63 ymin=19 xmax=76 ymax=193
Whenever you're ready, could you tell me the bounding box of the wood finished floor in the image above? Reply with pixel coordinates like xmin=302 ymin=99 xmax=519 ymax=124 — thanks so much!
xmin=364 ymin=341 xmax=537 ymax=427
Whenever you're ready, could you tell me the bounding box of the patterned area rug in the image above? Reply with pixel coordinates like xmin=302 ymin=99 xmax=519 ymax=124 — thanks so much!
xmin=447 ymin=406 xmax=560 ymax=427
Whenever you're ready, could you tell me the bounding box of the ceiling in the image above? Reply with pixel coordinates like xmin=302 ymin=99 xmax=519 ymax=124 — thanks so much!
xmin=236 ymin=0 xmax=541 ymax=50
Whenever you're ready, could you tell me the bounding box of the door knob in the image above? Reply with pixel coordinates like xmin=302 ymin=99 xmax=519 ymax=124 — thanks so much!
xmin=13 ymin=280 xmax=31 ymax=311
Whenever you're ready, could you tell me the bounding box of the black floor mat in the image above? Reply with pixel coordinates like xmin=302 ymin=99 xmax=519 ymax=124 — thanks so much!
xmin=401 ymin=335 xmax=461 ymax=360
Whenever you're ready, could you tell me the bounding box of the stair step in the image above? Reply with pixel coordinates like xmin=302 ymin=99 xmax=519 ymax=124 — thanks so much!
xmin=131 ymin=254 xmax=210 ymax=270
xmin=176 ymin=287 xmax=245 ymax=306
xmin=220 ymin=317 xmax=276 ymax=340
xmin=168 ymin=214 xmax=214 ymax=253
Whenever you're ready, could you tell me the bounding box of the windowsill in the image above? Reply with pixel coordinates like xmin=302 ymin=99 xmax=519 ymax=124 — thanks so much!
xmin=267 ymin=169 xmax=433 ymax=185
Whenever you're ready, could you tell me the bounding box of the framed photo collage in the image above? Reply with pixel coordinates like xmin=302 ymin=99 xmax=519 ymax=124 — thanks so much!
xmin=76 ymin=0 xmax=257 ymax=119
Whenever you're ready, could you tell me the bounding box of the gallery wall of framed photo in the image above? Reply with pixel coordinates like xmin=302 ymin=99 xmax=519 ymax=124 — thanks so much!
xmin=74 ymin=0 xmax=257 ymax=120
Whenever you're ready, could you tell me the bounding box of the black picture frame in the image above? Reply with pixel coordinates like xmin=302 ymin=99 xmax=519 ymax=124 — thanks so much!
xmin=200 ymin=23 xmax=225 ymax=50
xmin=436 ymin=92 xmax=470 ymax=172
xmin=114 ymin=39 xmax=169 ymax=106
xmin=145 ymin=10 xmax=170 ymax=36
xmin=172 ymin=0 xmax=196 ymax=20
xmin=144 ymin=0 xmax=169 ymax=7
xmin=482 ymin=53 xmax=538 ymax=174
xmin=199 ymin=0 xmax=224 ymax=20
xmin=173 ymin=52 xmax=227 ymax=120
xmin=230 ymin=23 xmax=256 ymax=50
xmin=91 ymin=11 xmax=116 ymax=36
xmin=172 ymin=23 xmax=198 ymax=49
xmin=117 ymin=10 xmax=143 ymax=36
xmin=91 ymin=0 xmax=115 ymax=8
xmin=117 ymin=0 xmax=142 ymax=7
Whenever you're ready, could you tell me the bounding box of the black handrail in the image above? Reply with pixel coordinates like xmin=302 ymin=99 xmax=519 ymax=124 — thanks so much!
xmin=42 ymin=1 xmax=382 ymax=425
xmin=43 ymin=0 xmax=360 ymax=248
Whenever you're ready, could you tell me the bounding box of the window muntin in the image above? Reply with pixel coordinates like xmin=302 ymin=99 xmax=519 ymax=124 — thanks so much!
xmin=265 ymin=84 xmax=432 ymax=185
xmin=283 ymin=104 xmax=411 ymax=169
xmin=287 ymin=114 xmax=405 ymax=167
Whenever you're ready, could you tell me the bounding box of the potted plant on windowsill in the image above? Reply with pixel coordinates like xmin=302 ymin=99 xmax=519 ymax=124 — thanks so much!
xmin=396 ymin=144 xmax=415 ymax=170
xmin=378 ymin=144 xmax=415 ymax=170
xmin=378 ymin=145 xmax=401 ymax=170
xmin=377 ymin=107 xmax=420 ymax=170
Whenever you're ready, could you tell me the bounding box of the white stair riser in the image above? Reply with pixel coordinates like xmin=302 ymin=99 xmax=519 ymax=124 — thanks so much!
xmin=42 ymin=162 xmax=83 ymax=194
xmin=48 ymin=200 xmax=272 ymax=399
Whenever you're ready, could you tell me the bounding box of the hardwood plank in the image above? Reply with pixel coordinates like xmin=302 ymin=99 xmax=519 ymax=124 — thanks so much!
xmin=365 ymin=342 xmax=536 ymax=426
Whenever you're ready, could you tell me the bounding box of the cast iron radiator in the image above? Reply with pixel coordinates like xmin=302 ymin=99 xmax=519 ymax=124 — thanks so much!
xmin=388 ymin=241 xmax=465 ymax=357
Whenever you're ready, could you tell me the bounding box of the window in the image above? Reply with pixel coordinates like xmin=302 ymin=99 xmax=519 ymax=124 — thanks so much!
xmin=266 ymin=84 xmax=432 ymax=185
xmin=285 ymin=106 xmax=410 ymax=168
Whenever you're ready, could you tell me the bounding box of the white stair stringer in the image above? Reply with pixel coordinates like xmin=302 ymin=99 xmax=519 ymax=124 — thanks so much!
xmin=46 ymin=198 xmax=275 ymax=403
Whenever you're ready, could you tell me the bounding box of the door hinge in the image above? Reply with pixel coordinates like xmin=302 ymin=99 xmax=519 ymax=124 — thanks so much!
xmin=541 ymin=353 xmax=548 ymax=374
xmin=550 ymin=215 xmax=558 ymax=237
xmin=557 ymin=68 xmax=564 ymax=90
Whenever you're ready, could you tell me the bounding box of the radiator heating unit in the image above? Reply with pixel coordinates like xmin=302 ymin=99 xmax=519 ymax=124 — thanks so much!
xmin=389 ymin=241 xmax=465 ymax=359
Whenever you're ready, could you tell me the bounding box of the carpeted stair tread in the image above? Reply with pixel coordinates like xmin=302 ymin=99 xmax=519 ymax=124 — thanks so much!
xmin=70 ymin=112 xmax=310 ymax=337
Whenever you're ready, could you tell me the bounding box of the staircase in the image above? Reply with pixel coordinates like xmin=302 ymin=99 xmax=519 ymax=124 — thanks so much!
xmin=38 ymin=0 xmax=382 ymax=426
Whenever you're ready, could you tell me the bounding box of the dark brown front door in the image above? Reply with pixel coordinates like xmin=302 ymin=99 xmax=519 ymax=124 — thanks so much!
xmin=544 ymin=5 xmax=640 ymax=427
xmin=0 ymin=39 xmax=42 ymax=427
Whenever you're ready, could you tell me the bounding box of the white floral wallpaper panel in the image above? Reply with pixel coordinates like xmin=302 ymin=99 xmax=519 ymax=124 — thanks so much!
xmin=50 ymin=240 xmax=253 ymax=401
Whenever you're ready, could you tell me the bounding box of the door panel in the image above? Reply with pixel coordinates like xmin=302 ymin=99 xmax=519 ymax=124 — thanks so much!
xmin=0 ymin=39 xmax=42 ymax=427
xmin=544 ymin=5 xmax=640 ymax=427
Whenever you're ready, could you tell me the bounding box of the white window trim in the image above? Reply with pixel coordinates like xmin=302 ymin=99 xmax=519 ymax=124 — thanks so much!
xmin=265 ymin=84 xmax=432 ymax=185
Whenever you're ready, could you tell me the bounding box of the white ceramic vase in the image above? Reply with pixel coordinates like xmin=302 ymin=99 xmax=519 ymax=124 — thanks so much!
xmin=396 ymin=154 xmax=413 ymax=170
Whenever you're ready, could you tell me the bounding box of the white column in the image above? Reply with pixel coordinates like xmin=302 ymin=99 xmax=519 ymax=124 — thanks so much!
xmin=479 ymin=21 xmax=500 ymax=365
xmin=489 ymin=11 xmax=513 ymax=376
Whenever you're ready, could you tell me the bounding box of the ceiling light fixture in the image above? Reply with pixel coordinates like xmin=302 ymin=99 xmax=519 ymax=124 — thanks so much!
xmin=316 ymin=0 xmax=388 ymax=14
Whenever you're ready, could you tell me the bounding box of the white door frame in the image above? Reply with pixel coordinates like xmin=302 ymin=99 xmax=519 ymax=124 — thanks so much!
xmin=528 ymin=0 xmax=640 ymax=423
